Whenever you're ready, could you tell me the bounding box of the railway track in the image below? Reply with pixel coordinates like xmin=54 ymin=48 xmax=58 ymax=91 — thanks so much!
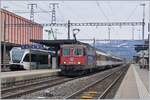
xmin=1 ymin=64 xmax=128 ymax=99
xmin=1 ymin=76 xmax=74 ymax=99
xmin=2 ymin=75 xmax=58 ymax=89
xmin=65 ymin=65 xmax=128 ymax=99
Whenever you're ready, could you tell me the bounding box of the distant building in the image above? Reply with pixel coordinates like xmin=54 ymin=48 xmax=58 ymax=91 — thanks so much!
xmin=0 ymin=9 xmax=43 ymax=67
xmin=134 ymin=40 xmax=149 ymax=69
xmin=134 ymin=40 xmax=148 ymax=52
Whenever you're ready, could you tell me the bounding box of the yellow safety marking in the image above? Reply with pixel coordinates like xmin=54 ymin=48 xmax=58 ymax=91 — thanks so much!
xmin=88 ymin=91 xmax=97 ymax=96
xmin=88 ymin=91 xmax=97 ymax=94
xmin=80 ymin=95 xmax=93 ymax=99
xmin=80 ymin=91 xmax=97 ymax=99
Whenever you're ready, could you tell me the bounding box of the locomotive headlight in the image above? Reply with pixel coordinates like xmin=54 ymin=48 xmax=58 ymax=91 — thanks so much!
xmin=64 ymin=62 xmax=66 ymax=64
xmin=78 ymin=62 xmax=81 ymax=64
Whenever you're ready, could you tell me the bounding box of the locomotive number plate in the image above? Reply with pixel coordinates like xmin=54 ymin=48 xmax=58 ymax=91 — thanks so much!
xmin=70 ymin=57 xmax=74 ymax=61
xmin=69 ymin=62 xmax=74 ymax=64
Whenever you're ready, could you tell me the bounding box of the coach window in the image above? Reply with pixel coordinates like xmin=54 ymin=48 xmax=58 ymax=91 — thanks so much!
xmin=31 ymin=54 xmax=37 ymax=62
xmin=63 ymin=48 xmax=70 ymax=56
xmin=74 ymin=48 xmax=83 ymax=56
xmin=38 ymin=55 xmax=48 ymax=64
xmin=24 ymin=54 xmax=36 ymax=62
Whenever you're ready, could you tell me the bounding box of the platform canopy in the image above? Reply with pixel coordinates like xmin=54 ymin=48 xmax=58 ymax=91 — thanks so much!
xmin=1 ymin=41 xmax=20 ymax=50
xmin=30 ymin=39 xmax=84 ymax=49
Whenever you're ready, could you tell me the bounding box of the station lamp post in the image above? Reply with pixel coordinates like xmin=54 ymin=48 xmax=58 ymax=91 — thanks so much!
xmin=140 ymin=3 xmax=146 ymax=40
xmin=146 ymin=2 xmax=150 ymax=93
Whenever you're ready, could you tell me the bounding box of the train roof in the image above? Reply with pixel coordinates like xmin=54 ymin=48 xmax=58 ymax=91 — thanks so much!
xmin=111 ymin=55 xmax=122 ymax=60
xmin=96 ymin=48 xmax=122 ymax=60
xmin=31 ymin=39 xmax=82 ymax=47
xmin=61 ymin=44 xmax=87 ymax=48
xmin=96 ymin=50 xmax=108 ymax=56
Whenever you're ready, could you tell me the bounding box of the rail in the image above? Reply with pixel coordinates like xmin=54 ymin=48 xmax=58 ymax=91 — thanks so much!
xmin=1 ymin=76 xmax=73 ymax=99
xmin=65 ymin=66 xmax=128 ymax=99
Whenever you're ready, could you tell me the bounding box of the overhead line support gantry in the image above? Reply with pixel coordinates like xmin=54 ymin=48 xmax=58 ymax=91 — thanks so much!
xmin=42 ymin=21 xmax=143 ymax=40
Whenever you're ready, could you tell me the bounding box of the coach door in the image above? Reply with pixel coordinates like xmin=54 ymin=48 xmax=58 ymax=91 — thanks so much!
xmin=52 ymin=57 xmax=57 ymax=69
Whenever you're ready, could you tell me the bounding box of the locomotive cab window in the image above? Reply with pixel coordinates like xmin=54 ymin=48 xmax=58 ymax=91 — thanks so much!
xmin=63 ymin=48 xmax=70 ymax=56
xmin=74 ymin=48 xmax=83 ymax=56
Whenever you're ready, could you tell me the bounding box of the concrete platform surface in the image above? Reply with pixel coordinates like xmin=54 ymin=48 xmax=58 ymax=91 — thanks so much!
xmin=134 ymin=64 xmax=149 ymax=92
xmin=1 ymin=69 xmax=61 ymax=83
xmin=115 ymin=64 xmax=150 ymax=99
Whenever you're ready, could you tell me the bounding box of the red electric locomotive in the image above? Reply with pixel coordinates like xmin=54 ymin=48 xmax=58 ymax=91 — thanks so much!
xmin=60 ymin=43 xmax=97 ymax=76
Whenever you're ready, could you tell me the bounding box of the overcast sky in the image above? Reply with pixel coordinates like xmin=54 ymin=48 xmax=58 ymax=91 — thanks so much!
xmin=1 ymin=0 xmax=150 ymax=41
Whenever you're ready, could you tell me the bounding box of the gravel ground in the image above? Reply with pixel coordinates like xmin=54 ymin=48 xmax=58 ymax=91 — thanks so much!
xmin=20 ymin=67 xmax=123 ymax=99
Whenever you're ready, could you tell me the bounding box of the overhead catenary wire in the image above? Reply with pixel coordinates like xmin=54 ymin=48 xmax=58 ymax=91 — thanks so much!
xmin=106 ymin=1 xmax=120 ymax=38
xmin=57 ymin=7 xmax=66 ymax=22
xmin=106 ymin=1 xmax=114 ymax=17
xmin=96 ymin=1 xmax=109 ymax=22
xmin=36 ymin=6 xmax=51 ymax=23
xmin=63 ymin=2 xmax=89 ymax=39
xmin=125 ymin=4 xmax=139 ymax=21
xmin=64 ymin=2 xmax=87 ymax=22
xmin=10 ymin=0 xmax=27 ymax=11
xmin=106 ymin=2 xmax=120 ymax=38
xmin=96 ymin=1 xmax=112 ymax=37
xmin=125 ymin=4 xmax=143 ymax=40
xmin=96 ymin=1 xmax=113 ymax=42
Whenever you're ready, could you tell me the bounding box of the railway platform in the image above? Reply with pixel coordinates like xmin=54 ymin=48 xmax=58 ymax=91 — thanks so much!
xmin=115 ymin=64 xmax=150 ymax=99
xmin=1 ymin=69 xmax=61 ymax=84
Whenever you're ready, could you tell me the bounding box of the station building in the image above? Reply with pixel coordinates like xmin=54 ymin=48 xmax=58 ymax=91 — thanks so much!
xmin=0 ymin=9 xmax=43 ymax=67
